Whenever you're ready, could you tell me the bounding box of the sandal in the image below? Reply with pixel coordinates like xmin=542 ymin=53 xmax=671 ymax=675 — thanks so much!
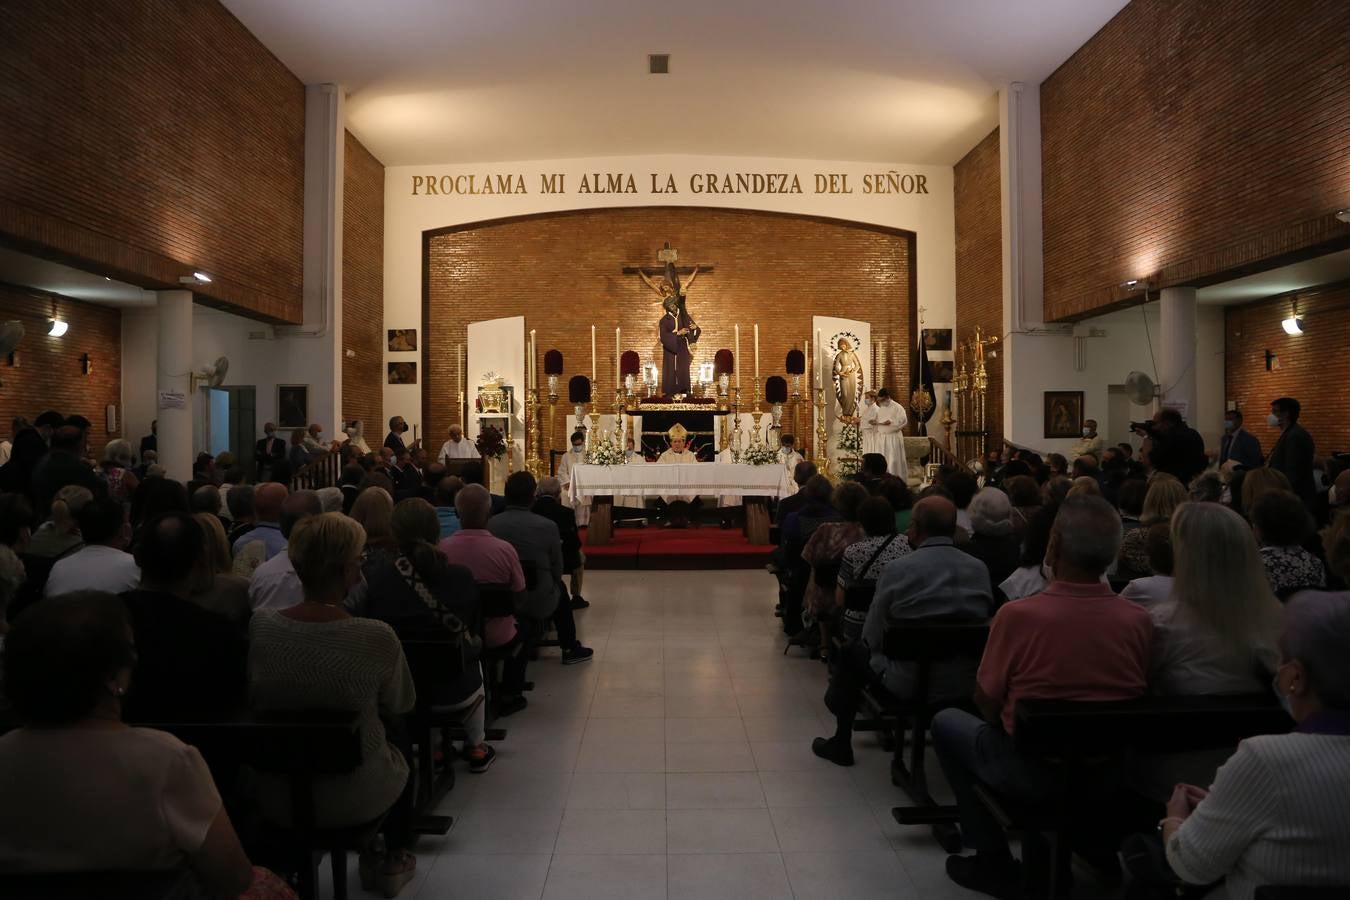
xmin=380 ymin=849 xmax=417 ymax=898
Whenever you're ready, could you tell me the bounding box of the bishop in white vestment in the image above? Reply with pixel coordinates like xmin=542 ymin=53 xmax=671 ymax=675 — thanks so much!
xmin=657 ymin=423 xmax=699 ymax=504
xmin=864 ymin=389 xmax=908 ymax=481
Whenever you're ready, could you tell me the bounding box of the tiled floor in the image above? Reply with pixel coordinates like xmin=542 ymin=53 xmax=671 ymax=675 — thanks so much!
xmin=324 ymin=569 xmax=1004 ymax=899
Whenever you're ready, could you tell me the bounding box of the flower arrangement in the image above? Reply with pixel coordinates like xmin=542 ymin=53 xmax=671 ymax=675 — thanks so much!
xmin=585 ymin=431 xmax=627 ymax=467
xmin=740 ymin=442 xmax=779 ymax=466
xmin=475 ymin=423 xmax=506 ymax=459
xmin=837 ymin=422 xmax=862 ymax=477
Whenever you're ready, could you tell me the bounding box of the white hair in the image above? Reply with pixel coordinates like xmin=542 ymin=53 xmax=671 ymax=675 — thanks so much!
xmin=103 ymin=439 xmax=134 ymax=467
xmin=969 ymin=487 xmax=1013 ymax=537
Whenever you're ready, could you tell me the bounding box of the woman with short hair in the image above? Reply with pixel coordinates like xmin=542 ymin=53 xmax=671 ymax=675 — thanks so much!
xmin=1116 ymin=476 xmax=1187 ymax=580
xmin=351 ymin=487 xmax=397 ymax=553
xmin=836 ymin=496 xmax=910 ymax=642
xmin=801 ymin=481 xmax=868 ymax=659
xmin=100 ymin=439 xmax=140 ymax=504
xmin=962 ymin=487 xmax=1021 ymax=605
xmin=187 ymin=513 xmax=251 ymax=630
xmin=248 ymin=513 xmax=418 ymax=896
xmin=1163 ymin=591 xmax=1350 ymax=897
xmin=1251 ymin=489 xmax=1327 ymax=598
xmin=0 ymin=591 xmax=285 ymax=898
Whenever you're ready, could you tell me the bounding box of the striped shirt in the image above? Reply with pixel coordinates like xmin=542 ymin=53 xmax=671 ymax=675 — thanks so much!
xmin=1167 ymin=732 xmax=1350 ymax=898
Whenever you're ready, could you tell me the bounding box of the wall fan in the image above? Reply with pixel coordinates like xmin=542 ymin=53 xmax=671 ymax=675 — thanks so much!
xmin=1124 ymin=370 xmax=1158 ymax=406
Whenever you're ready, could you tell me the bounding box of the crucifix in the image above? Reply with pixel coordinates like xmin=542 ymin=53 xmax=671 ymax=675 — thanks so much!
xmin=625 ymin=242 xmax=716 ymax=397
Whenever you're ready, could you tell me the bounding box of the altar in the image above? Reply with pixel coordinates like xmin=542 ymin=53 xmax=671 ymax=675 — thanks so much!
xmin=625 ymin=398 xmax=729 ymax=459
xmin=570 ymin=462 xmax=785 ymax=545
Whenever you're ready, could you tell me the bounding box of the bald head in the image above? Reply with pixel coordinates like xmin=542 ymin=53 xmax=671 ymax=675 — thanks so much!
xmin=280 ymin=490 xmax=323 ymax=538
xmin=910 ymin=495 xmax=957 ymax=545
xmin=455 ymin=483 xmax=492 ymax=529
xmin=253 ymin=482 xmax=289 ymax=523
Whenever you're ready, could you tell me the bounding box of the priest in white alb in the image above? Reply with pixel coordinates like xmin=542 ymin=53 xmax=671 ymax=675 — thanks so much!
xmin=776 ymin=434 xmax=805 ymax=496
xmin=437 ymin=423 xmax=478 ymax=463
xmin=555 ymin=430 xmax=591 ymax=526
xmin=864 ymin=388 xmax=908 ymax=481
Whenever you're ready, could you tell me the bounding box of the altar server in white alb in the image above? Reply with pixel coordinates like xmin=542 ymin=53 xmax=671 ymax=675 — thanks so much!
xmin=864 ymin=389 xmax=908 ymax=481
xmin=437 ymin=423 xmax=479 ymax=463
xmin=858 ymin=390 xmax=879 ymax=455
xmin=777 ymin=434 xmax=805 ymax=496
xmin=556 ymin=430 xmax=590 ymax=526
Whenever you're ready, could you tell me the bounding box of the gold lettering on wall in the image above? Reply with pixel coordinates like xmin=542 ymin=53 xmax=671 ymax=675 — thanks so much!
xmin=411 ymin=170 xmax=926 ymax=197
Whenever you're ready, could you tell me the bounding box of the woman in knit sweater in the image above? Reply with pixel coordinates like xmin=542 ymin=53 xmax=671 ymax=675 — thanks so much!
xmin=1162 ymin=590 xmax=1350 ymax=898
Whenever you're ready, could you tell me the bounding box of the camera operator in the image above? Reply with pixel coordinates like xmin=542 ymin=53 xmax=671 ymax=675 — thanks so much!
xmin=1132 ymin=407 xmax=1206 ymax=484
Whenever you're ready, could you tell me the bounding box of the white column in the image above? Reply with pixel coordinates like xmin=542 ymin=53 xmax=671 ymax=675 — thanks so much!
xmin=156 ymin=290 xmax=194 ymax=482
xmin=1160 ymin=286 xmax=1198 ymax=421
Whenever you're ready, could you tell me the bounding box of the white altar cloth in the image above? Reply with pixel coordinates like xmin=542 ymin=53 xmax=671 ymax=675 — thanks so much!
xmin=569 ymin=463 xmax=786 ymax=502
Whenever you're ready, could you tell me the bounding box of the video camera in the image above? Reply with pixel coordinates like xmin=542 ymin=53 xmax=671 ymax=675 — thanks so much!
xmin=1129 ymin=420 xmax=1156 ymax=436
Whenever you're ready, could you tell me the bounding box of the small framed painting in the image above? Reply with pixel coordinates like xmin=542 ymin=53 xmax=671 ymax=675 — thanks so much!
xmin=929 ymin=360 xmax=954 ymax=382
xmin=922 ymin=329 xmax=953 ymax=352
xmin=388 ymin=329 xmax=417 ymax=352
xmin=1044 ymin=391 xmax=1084 ymax=439
xmin=388 ymin=361 xmax=417 ymax=384
xmin=277 ymin=384 xmax=309 ymax=428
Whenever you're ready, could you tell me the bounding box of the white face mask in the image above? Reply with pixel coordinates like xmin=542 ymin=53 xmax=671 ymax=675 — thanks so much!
xmin=265 ymin=430 xmax=275 ymax=438
xmin=1267 ymin=413 xmax=1281 ymax=428
xmin=1082 ymin=427 xmax=1092 ymax=437
xmin=572 ymin=444 xmax=584 ymax=453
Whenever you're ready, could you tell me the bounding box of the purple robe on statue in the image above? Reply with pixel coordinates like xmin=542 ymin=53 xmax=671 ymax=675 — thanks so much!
xmin=659 ymin=309 xmax=699 ymax=395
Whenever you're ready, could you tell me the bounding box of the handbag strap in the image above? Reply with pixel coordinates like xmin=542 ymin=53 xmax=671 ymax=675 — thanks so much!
xmin=858 ymin=534 xmax=898 ymax=580
xmin=394 ymin=555 xmax=470 ymax=635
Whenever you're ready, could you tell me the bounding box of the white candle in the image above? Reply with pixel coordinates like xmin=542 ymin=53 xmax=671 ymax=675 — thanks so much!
xmin=815 ymin=329 xmax=822 ymax=389
xmin=734 ymin=324 xmax=741 ymax=390
xmin=615 ymin=326 xmax=621 ymax=385
xmin=754 ymin=324 xmax=760 ymax=382
xmin=591 ymin=325 xmax=597 ymax=385
xmin=529 ymin=329 xmax=536 ymax=385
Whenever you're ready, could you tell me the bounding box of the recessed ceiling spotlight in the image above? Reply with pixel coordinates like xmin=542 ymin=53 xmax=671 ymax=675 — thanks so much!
xmin=48 ymin=318 xmax=69 ymax=337
xmin=1337 ymin=209 xmax=1350 ymax=224
xmin=193 ymin=271 xmax=212 ymax=283
xmin=1122 ymin=279 xmax=1142 ymax=288
xmin=648 ymin=53 xmax=670 ymax=74
xmin=104 ymin=276 xmax=111 ymax=281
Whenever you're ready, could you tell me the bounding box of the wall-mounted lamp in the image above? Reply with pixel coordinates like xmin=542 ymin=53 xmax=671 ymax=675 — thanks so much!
xmin=48 ymin=318 xmax=69 ymax=337
xmin=1336 ymin=209 xmax=1350 ymax=224
xmin=178 ymin=271 xmax=212 ymax=285
xmin=1281 ymin=299 xmax=1304 ymax=335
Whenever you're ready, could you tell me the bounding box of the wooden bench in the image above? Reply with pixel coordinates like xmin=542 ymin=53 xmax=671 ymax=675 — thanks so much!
xmin=943 ymin=695 xmax=1289 ymax=899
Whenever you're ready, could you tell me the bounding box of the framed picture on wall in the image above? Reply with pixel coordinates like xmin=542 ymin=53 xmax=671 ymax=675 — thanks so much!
xmin=922 ymin=328 xmax=953 ymax=352
xmin=929 ymin=360 xmax=954 ymax=382
xmin=277 ymin=384 xmax=309 ymax=429
xmin=1043 ymin=390 xmax=1084 ymax=439
xmin=388 ymin=362 xmax=417 ymax=385
xmin=388 ymin=329 xmax=417 ymax=352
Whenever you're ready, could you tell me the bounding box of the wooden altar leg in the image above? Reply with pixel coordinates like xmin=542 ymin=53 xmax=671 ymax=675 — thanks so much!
xmin=744 ymin=497 xmax=771 ymax=545
xmin=586 ymin=495 xmax=614 ymax=545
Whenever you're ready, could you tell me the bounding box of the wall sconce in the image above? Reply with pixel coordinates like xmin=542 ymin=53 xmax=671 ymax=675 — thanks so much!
xmin=48 ymin=318 xmax=69 ymax=337
xmin=1280 ymin=299 xmax=1304 ymax=335
xmin=178 ymin=271 xmax=212 ymax=285
xmin=80 ymin=353 xmax=93 ymax=375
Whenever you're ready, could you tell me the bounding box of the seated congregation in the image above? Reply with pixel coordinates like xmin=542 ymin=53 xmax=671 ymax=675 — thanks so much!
xmin=0 ymin=410 xmax=594 ymax=899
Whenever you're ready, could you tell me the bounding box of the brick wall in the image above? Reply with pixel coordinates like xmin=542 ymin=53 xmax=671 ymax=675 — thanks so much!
xmin=0 ymin=284 xmax=122 ymax=451
xmin=0 ymin=0 xmax=306 ymax=323
xmin=954 ymin=128 xmax=1003 ymax=450
xmin=423 ymin=208 xmax=913 ymax=452
xmin=342 ymin=131 xmax=384 ymax=429
xmin=1041 ymin=0 xmax=1350 ymax=321
xmin=1225 ymin=282 xmax=1350 ymax=455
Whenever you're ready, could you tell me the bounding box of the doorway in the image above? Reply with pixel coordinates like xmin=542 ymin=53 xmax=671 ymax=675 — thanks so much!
xmin=200 ymin=386 xmax=256 ymax=476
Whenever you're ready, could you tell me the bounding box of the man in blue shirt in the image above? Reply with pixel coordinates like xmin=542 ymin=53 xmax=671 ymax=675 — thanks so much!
xmin=230 ymin=482 xmax=289 ymax=560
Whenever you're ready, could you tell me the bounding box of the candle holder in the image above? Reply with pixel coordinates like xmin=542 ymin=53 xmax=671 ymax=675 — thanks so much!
xmin=730 ymin=388 xmax=743 ymax=458
xmin=813 ymin=387 xmax=830 ymax=476
xmin=940 ymin=389 xmax=954 ymax=454
xmin=588 ymin=405 xmax=600 ymax=442
xmin=525 ymin=387 xmax=543 ymax=478
xmin=750 ymin=380 xmax=764 ymax=448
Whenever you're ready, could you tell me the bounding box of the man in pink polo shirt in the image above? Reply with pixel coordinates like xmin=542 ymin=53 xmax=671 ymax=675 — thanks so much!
xmin=439 ymin=483 xmax=530 ymax=715
xmin=932 ymin=495 xmax=1152 ymax=898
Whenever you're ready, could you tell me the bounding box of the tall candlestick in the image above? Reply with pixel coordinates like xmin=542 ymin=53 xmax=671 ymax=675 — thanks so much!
xmin=734 ymin=324 xmax=741 ymax=391
xmin=753 ymin=324 xmax=760 ymax=381
xmin=590 ymin=325 xmax=597 ymax=385
xmin=615 ymin=326 xmax=621 ymax=386
xmin=529 ymin=329 xmax=536 ymax=386
xmin=815 ymin=329 xmax=822 ymax=389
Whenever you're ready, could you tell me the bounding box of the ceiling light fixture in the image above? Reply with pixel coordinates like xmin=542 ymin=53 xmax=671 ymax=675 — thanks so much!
xmin=178 ymin=271 xmax=212 ymax=285
xmin=1336 ymin=209 xmax=1350 ymax=224
xmin=48 ymin=318 xmax=69 ymax=337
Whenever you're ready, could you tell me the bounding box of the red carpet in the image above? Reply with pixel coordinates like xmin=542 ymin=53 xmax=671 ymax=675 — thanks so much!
xmin=581 ymin=526 xmax=775 ymax=570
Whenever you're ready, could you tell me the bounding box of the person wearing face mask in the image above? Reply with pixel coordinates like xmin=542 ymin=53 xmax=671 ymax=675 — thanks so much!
xmin=555 ymin=430 xmax=590 ymax=527
xmin=1160 ymin=591 xmax=1350 ymax=899
xmin=1218 ymin=408 xmax=1263 ymax=472
xmin=1068 ymin=418 xmax=1104 ymax=460
xmin=1266 ymin=397 xmax=1316 ymax=505
xmin=255 ymin=423 xmax=287 ymax=483
xmin=345 ymin=419 xmax=372 ymax=456
xmin=303 ymin=422 xmax=332 ymax=456
xmin=385 ymin=415 xmax=413 ymax=456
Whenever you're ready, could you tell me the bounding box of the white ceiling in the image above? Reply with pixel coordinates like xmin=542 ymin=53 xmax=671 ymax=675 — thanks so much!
xmin=0 ymin=247 xmax=154 ymax=308
xmin=221 ymin=0 xmax=1130 ymax=167
xmin=1195 ymin=248 xmax=1350 ymax=306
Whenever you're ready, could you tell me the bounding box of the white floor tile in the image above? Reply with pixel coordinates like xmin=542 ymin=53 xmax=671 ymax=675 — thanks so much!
xmin=666 ymin=852 xmax=791 ymax=900
xmin=666 ymin=772 xmax=766 ymax=809
xmin=783 ymin=850 xmax=917 ymax=899
xmin=566 ymin=773 xmax=667 ymax=809
xmin=664 ymin=716 xmax=747 ymax=743
xmin=665 ymin=739 xmax=757 ymax=772
xmin=542 ymin=853 xmax=667 ymax=900
xmin=414 ymin=853 xmax=551 ymax=900
xmin=666 ymin=808 xmax=780 ymax=853
xmin=554 ymin=808 xmax=668 ymax=854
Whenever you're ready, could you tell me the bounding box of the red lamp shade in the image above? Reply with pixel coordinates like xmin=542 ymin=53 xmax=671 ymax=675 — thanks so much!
xmin=620 ymin=350 xmax=642 ymax=376
xmin=544 ymin=349 xmax=564 ymax=376
xmin=713 ymin=349 xmax=734 ymax=376
xmin=568 ymin=375 xmax=592 ymax=404
xmin=765 ymin=376 xmax=789 ymax=404
xmin=785 ymin=349 xmax=805 ymax=375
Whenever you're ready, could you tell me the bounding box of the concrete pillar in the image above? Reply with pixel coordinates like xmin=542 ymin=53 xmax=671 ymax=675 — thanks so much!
xmin=1160 ymin=286 xmax=1198 ymax=422
xmin=156 ymin=290 xmax=194 ymax=482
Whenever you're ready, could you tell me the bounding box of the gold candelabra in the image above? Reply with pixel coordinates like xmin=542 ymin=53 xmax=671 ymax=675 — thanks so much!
xmin=813 ymin=387 xmax=830 ymax=476
xmin=730 ymin=387 xmax=743 ymax=457
xmin=547 ymin=376 xmax=559 ymax=471
xmin=791 ymin=374 xmax=803 ymax=448
xmin=526 ymin=387 xmax=545 ymax=478
xmin=751 ymin=380 xmax=764 ymax=447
